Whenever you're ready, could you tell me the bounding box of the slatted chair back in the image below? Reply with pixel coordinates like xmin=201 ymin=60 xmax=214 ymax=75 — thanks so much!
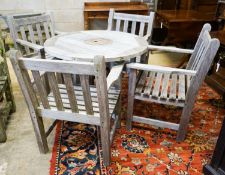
xmin=10 ymin=50 xmax=119 ymax=165
xmin=186 ymin=23 xmax=212 ymax=70
xmin=10 ymin=52 xmax=110 ymax=123
xmin=108 ymin=8 xmax=155 ymax=40
xmin=7 ymin=13 xmax=55 ymax=55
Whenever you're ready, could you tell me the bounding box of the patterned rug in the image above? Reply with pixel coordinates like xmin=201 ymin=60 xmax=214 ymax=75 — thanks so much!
xmin=49 ymin=77 xmax=225 ymax=175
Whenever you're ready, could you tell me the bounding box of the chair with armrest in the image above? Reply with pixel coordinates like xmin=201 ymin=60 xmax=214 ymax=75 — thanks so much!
xmin=6 ymin=12 xmax=64 ymax=57
xmin=9 ymin=50 xmax=123 ymax=166
xmin=107 ymin=8 xmax=188 ymax=67
xmin=108 ymin=8 xmax=155 ymax=63
xmin=126 ymin=23 xmax=220 ymax=141
xmin=6 ymin=12 xmax=67 ymax=89
xmin=108 ymin=8 xmax=155 ymax=41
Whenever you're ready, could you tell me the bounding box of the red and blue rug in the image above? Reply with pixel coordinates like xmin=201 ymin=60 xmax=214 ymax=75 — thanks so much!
xmin=49 ymin=79 xmax=225 ymax=175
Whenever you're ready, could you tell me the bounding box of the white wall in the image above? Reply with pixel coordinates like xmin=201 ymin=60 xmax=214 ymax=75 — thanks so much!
xmin=0 ymin=0 xmax=130 ymax=32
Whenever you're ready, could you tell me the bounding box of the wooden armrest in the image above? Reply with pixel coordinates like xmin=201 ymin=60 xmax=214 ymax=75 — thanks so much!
xmin=107 ymin=64 xmax=124 ymax=90
xmin=148 ymin=45 xmax=194 ymax=54
xmin=16 ymin=39 xmax=44 ymax=51
xmin=55 ymin=30 xmax=67 ymax=35
xmin=127 ymin=63 xmax=196 ymax=76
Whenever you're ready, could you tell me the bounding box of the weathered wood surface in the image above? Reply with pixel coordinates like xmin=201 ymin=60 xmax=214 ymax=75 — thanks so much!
xmin=6 ymin=13 xmax=56 ymax=56
xmin=19 ymin=57 xmax=95 ymax=75
xmin=10 ymin=50 xmax=48 ymax=153
xmin=94 ymin=56 xmax=111 ymax=166
xmin=126 ymin=24 xmax=220 ymax=141
xmin=126 ymin=68 xmax=137 ymax=131
xmin=44 ymin=30 xmax=148 ymax=62
xmin=148 ymin=45 xmax=194 ymax=54
xmin=107 ymin=8 xmax=154 ymax=63
xmin=10 ymin=51 xmax=122 ymax=166
xmin=108 ymin=8 xmax=155 ymax=40
xmin=127 ymin=63 xmax=196 ymax=75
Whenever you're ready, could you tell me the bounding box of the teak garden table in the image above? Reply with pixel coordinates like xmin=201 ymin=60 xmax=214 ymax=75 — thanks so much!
xmin=44 ymin=30 xmax=148 ymax=62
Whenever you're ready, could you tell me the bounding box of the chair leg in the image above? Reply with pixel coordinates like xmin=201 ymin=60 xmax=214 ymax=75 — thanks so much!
xmin=116 ymin=74 xmax=122 ymax=129
xmin=116 ymin=94 xmax=122 ymax=128
xmin=100 ymin=122 xmax=111 ymax=166
xmin=31 ymin=113 xmax=49 ymax=153
xmin=177 ymin=101 xmax=195 ymax=142
xmin=126 ymin=69 xmax=136 ymax=131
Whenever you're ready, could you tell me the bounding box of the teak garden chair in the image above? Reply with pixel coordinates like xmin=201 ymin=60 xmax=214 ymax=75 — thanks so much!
xmin=10 ymin=50 xmax=123 ymax=166
xmin=107 ymin=8 xmax=155 ymax=63
xmin=7 ymin=13 xmax=66 ymax=86
xmin=126 ymin=24 xmax=220 ymax=141
xmin=108 ymin=8 xmax=155 ymax=41
xmin=6 ymin=12 xmax=62 ymax=58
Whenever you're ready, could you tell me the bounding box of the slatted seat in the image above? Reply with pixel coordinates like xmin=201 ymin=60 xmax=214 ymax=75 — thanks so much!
xmin=46 ymin=84 xmax=120 ymax=117
xmin=135 ymin=71 xmax=193 ymax=107
xmin=10 ymin=50 xmax=123 ymax=166
xmin=126 ymin=24 xmax=220 ymax=141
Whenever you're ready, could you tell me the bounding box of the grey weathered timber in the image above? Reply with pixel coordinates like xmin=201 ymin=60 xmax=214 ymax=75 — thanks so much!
xmin=94 ymin=56 xmax=110 ymax=166
xmin=135 ymin=71 xmax=147 ymax=94
xmin=143 ymin=71 xmax=155 ymax=96
xmin=177 ymin=37 xmax=220 ymax=141
xmin=6 ymin=13 xmax=57 ymax=56
xmin=107 ymin=8 xmax=154 ymax=63
xmin=47 ymin=72 xmax=64 ymax=111
xmin=6 ymin=12 xmax=54 ymax=96
xmin=9 ymin=50 xmax=48 ymax=152
xmin=19 ymin=57 xmax=95 ymax=75
xmin=169 ymin=74 xmax=177 ymax=100
xmin=126 ymin=24 xmax=220 ymax=141
xmin=10 ymin=50 xmax=123 ymax=166
xmin=148 ymin=45 xmax=194 ymax=54
xmin=108 ymin=8 xmax=155 ymax=40
xmin=62 ymin=73 xmax=78 ymax=112
xmin=80 ymin=75 xmax=94 ymax=115
xmin=186 ymin=24 xmax=212 ymax=70
xmin=31 ymin=71 xmax=50 ymax=109
xmin=160 ymin=73 xmax=170 ymax=99
xmin=0 ymin=27 xmax=16 ymax=142
xmin=44 ymin=30 xmax=148 ymax=63
xmin=126 ymin=69 xmax=137 ymax=131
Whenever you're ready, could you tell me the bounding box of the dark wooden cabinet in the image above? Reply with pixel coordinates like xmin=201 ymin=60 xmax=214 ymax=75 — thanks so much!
xmin=83 ymin=2 xmax=149 ymax=30
xmin=157 ymin=0 xmax=178 ymax=10
xmin=203 ymin=117 xmax=225 ymax=175
xmin=206 ymin=41 xmax=225 ymax=100
xmin=204 ymin=1 xmax=225 ymax=99
xmin=157 ymin=0 xmax=217 ymax=11
xmin=191 ymin=0 xmax=217 ymax=14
